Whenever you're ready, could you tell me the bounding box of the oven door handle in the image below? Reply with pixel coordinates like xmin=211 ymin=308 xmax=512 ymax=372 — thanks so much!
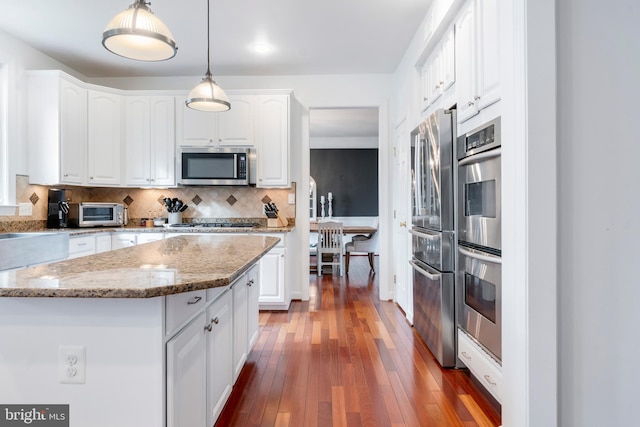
xmin=459 ymin=247 xmax=502 ymax=264
xmin=458 ymin=147 xmax=501 ymax=167
xmin=410 ymin=260 xmax=441 ymax=280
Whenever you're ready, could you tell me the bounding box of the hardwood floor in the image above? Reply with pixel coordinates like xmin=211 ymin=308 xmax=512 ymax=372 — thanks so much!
xmin=216 ymin=256 xmax=502 ymax=427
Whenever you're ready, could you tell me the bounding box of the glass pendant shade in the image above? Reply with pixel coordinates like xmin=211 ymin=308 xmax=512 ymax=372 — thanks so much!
xmin=102 ymin=0 xmax=177 ymax=61
xmin=186 ymin=72 xmax=230 ymax=112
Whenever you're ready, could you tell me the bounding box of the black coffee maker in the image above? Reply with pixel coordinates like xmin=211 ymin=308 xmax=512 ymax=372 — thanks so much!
xmin=47 ymin=189 xmax=69 ymax=229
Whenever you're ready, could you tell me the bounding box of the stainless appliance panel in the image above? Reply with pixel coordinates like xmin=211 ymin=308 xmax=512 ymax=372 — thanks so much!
xmin=68 ymin=203 xmax=124 ymax=228
xmin=177 ymin=147 xmax=249 ymax=186
xmin=457 ymin=117 xmax=501 ymax=252
xmin=411 ymin=109 xmax=455 ymax=232
xmin=411 ymin=258 xmax=456 ymax=367
xmin=410 ymin=227 xmax=455 ymax=272
xmin=457 ymin=245 xmax=502 ymax=361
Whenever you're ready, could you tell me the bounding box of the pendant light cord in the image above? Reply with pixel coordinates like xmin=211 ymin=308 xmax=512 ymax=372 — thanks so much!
xmin=206 ymin=0 xmax=212 ymax=77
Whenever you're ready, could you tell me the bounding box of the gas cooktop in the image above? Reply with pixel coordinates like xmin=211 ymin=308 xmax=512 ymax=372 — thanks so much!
xmin=168 ymin=222 xmax=259 ymax=228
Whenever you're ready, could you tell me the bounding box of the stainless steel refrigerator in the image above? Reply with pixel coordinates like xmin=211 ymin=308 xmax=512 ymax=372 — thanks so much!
xmin=409 ymin=108 xmax=457 ymax=368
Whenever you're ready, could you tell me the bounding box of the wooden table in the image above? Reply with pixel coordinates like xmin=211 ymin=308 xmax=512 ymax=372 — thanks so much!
xmin=309 ymin=222 xmax=376 ymax=235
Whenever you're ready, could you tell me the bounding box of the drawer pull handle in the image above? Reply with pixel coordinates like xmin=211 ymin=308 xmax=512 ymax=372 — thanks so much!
xmin=247 ymin=279 xmax=254 ymax=287
xmin=461 ymin=351 xmax=472 ymax=360
xmin=483 ymin=375 xmax=497 ymax=386
xmin=187 ymin=296 xmax=202 ymax=305
xmin=77 ymin=243 xmax=87 ymax=246
xmin=212 ymin=317 xmax=219 ymax=325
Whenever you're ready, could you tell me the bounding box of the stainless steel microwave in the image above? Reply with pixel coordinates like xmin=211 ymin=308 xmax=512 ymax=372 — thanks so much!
xmin=177 ymin=147 xmax=250 ymax=186
xmin=68 ymin=203 xmax=124 ymax=228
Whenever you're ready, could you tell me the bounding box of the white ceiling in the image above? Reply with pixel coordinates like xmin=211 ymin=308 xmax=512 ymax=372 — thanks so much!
xmin=0 ymin=0 xmax=431 ymax=78
xmin=0 ymin=0 xmax=427 ymax=139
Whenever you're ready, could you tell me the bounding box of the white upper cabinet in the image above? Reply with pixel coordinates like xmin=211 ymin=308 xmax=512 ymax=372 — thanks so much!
xmin=27 ymin=71 xmax=87 ymax=186
xmin=456 ymin=0 xmax=501 ymax=123
xmin=255 ymin=94 xmax=290 ymax=188
xmin=124 ymin=96 xmax=175 ymax=186
xmin=87 ymin=90 xmax=122 ymax=185
xmin=217 ymin=94 xmax=255 ymax=147
xmin=421 ymin=26 xmax=455 ymax=113
xmin=175 ymin=96 xmax=217 ymax=147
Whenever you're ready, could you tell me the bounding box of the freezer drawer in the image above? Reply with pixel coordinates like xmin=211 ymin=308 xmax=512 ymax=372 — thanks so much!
xmin=411 ymin=258 xmax=455 ymax=367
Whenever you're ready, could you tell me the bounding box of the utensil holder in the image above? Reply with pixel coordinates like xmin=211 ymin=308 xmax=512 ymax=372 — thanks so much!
xmin=168 ymin=212 xmax=182 ymax=225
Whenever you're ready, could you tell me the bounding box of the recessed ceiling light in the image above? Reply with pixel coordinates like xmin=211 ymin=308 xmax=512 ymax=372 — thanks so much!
xmin=251 ymin=42 xmax=274 ymax=55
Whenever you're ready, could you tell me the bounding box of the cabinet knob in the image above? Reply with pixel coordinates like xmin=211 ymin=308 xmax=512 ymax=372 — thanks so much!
xmin=474 ymin=95 xmax=481 ymax=100
xmin=89 ymin=176 xmax=94 ymax=180
xmin=423 ymin=97 xmax=428 ymax=101
xmin=439 ymin=81 xmax=444 ymax=85
xmin=434 ymin=85 xmax=439 ymax=90
xmin=63 ymin=173 xmax=69 ymax=177
xmin=247 ymin=279 xmax=254 ymax=287
xmin=467 ymin=101 xmax=475 ymax=107
xmin=212 ymin=317 xmax=219 ymax=325
xmin=399 ymin=221 xmax=406 ymax=228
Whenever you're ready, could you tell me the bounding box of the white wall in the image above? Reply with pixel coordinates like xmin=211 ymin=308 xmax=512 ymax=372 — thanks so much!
xmin=0 ymin=29 xmax=86 ymax=206
xmin=556 ymin=1 xmax=640 ymax=425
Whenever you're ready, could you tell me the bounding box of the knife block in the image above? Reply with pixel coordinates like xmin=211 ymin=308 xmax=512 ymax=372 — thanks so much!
xmin=267 ymin=218 xmax=280 ymax=228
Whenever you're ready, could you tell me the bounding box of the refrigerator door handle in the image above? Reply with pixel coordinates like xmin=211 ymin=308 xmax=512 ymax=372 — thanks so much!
xmin=410 ymin=259 xmax=440 ymax=280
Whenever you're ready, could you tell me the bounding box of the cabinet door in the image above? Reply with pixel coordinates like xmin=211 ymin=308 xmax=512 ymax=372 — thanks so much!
xmin=95 ymin=234 xmax=112 ymax=253
xmin=175 ymin=96 xmax=216 ymax=146
xmin=206 ymin=290 xmax=233 ymax=426
xmin=167 ymin=312 xmax=207 ymax=427
xmin=232 ymin=275 xmax=249 ymax=383
xmin=111 ymin=233 xmax=137 ymax=249
xmin=217 ymin=94 xmax=254 ymax=147
xmin=59 ymin=79 xmax=87 ymax=185
xmin=149 ymin=96 xmax=176 ymax=185
xmin=88 ymin=90 xmax=122 ymax=185
xmin=256 ymin=95 xmax=290 ymax=187
xmin=246 ymin=264 xmax=260 ymax=350
xmin=124 ymin=96 xmax=151 ymax=186
xmin=441 ymin=26 xmax=456 ymax=92
xmin=476 ymin=0 xmax=500 ymax=110
xmin=259 ymin=247 xmax=285 ymax=304
xmin=455 ymin=1 xmax=477 ymax=123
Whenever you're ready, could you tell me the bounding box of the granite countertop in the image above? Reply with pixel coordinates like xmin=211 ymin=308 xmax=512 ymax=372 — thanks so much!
xmin=65 ymin=224 xmax=295 ymax=236
xmin=0 ymin=234 xmax=280 ymax=298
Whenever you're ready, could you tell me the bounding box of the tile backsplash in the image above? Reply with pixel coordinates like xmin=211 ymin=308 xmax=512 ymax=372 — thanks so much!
xmin=1 ymin=175 xmax=296 ymax=231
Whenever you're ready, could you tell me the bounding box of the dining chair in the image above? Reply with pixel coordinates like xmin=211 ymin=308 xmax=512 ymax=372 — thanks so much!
xmin=316 ymin=220 xmax=344 ymax=276
xmin=345 ymin=224 xmax=379 ymax=273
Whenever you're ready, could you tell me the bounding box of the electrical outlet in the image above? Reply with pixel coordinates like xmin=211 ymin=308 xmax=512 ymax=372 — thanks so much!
xmin=288 ymin=193 xmax=295 ymax=205
xmin=59 ymin=345 xmax=86 ymax=384
xmin=18 ymin=203 xmax=32 ymax=216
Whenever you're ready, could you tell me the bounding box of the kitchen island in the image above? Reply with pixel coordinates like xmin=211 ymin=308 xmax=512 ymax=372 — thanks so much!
xmin=0 ymin=234 xmax=279 ymax=427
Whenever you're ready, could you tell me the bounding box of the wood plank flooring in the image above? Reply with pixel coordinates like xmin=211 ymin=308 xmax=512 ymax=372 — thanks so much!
xmin=216 ymin=256 xmax=502 ymax=427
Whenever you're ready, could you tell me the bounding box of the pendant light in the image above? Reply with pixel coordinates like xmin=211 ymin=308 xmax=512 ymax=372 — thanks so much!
xmin=102 ymin=0 xmax=177 ymax=61
xmin=185 ymin=0 xmax=230 ymax=112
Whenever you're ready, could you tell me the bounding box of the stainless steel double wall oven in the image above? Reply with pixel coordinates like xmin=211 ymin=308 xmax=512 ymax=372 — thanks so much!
xmin=456 ymin=117 xmax=502 ymax=362
xmin=410 ymin=108 xmax=457 ymax=368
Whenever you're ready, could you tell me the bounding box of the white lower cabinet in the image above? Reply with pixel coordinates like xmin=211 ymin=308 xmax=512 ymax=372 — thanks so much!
xmin=111 ymin=233 xmax=137 ymax=249
xmin=206 ymin=289 xmax=234 ymax=426
xmin=167 ymin=311 xmax=207 ymax=427
xmin=246 ymin=265 xmax=260 ymax=349
xmin=166 ymin=266 xmax=260 ymax=427
xmin=232 ymin=274 xmax=249 ymax=383
xmin=258 ymin=234 xmax=289 ymax=310
xmin=68 ymin=235 xmax=97 ymax=259
xmin=95 ymin=234 xmax=112 ymax=253
xmin=457 ymin=328 xmax=502 ymax=403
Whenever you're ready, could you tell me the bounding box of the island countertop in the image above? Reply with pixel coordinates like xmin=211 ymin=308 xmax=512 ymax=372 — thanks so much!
xmin=0 ymin=234 xmax=280 ymax=298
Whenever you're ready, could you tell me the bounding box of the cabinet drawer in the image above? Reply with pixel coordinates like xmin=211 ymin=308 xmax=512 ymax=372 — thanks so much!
xmin=207 ymin=284 xmax=230 ymax=302
xmin=457 ymin=328 xmax=502 ymax=403
xmin=166 ymin=290 xmax=207 ymax=336
xmin=68 ymin=236 xmax=96 ymax=259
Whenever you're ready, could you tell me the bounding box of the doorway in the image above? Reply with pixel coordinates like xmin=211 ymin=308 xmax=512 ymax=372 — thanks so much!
xmin=308 ymin=107 xmax=380 ymax=273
